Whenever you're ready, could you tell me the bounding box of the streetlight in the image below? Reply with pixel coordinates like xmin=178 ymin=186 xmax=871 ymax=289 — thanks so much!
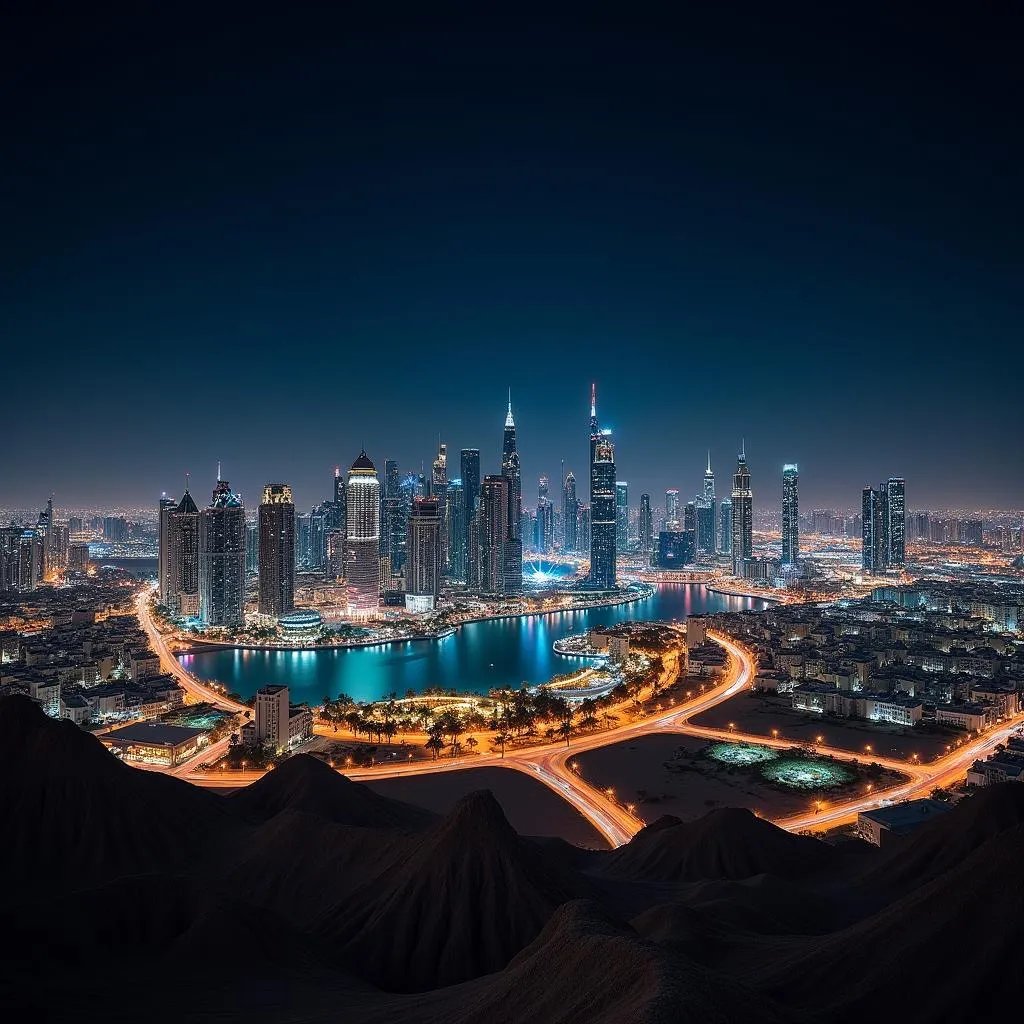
xmin=771 ymin=728 xmax=779 ymax=740
xmin=865 ymin=744 xmax=872 ymax=753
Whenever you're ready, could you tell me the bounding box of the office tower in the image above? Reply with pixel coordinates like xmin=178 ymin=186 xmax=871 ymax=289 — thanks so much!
xmin=588 ymin=385 xmax=617 ymax=589
xmin=245 ymin=519 xmax=259 ymax=573
xmin=719 ymin=499 xmax=732 ymax=555
xmin=382 ymin=459 xmax=407 ymax=577
xmin=781 ymin=463 xmax=799 ymax=566
xmin=638 ymin=493 xmax=653 ymax=554
xmin=199 ymin=475 xmax=246 ymax=627
xmin=502 ymin=392 xmax=522 ymax=540
xmin=536 ymin=496 xmax=554 ymax=554
xmin=0 ymin=528 xmax=44 ymax=593
xmin=325 ymin=529 xmax=346 ymax=580
xmin=665 ymin=489 xmax=680 ymax=530
xmin=683 ymin=500 xmax=697 ymax=536
xmin=862 ymin=486 xmax=886 ymax=573
xmin=886 ymin=477 xmax=906 ymax=568
xmin=730 ymin=444 xmax=753 ymax=574
xmin=697 ymin=452 xmax=717 ymax=555
xmin=431 ymin=442 xmax=449 ymax=571
xmin=913 ymin=511 xmax=930 ymax=542
xmin=405 ymin=496 xmax=441 ymax=612
xmin=68 ymin=516 xmax=83 ymax=535
xmin=460 ymin=448 xmax=481 ymax=568
xmin=696 ymin=499 xmax=716 ymax=557
xmin=346 ymin=451 xmax=381 ymax=613
xmin=49 ymin=522 xmax=68 ymax=572
xmin=616 ymin=481 xmax=629 ymax=553
xmin=258 ymin=484 xmax=296 ymax=618
xmin=331 ymin=466 xmax=346 ymax=531
xmin=295 ymin=512 xmax=312 ymax=568
xmin=538 ymin=475 xmax=549 ymax=501
xmin=167 ymin=487 xmax=200 ymax=617
xmin=158 ymin=495 xmax=176 ymax=604
xmin=961 ymin=519 xmax=984 ymax=547
xmin=478 ymin=475 xmax=510 ymax=595
xmin=563 ymin=471 xmax=578 ymax=552
xmin=446 ymin=480 xmax=467 ymax=581
xmin=578 ymin=503 xmax=591 ymax=553
xmin=68 ymin=542 xmax=90 ymax=575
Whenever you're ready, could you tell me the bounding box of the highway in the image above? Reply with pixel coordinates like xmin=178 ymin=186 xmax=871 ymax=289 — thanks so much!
xmin=147 ymin=598 xmax=1022 ymax=847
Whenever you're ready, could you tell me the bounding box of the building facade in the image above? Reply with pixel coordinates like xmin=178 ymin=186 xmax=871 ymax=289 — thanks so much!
xmin=199 ymin=477 xmax=246 ymax=627
xmin=258 ymin=483 xmax=295 ymax=618
xmin=781 ymin=463 xmax=799 ymax=566
xmin=345 ymin=451 xmax=381 ymax=613
xmin=405 ymin=496 xmax=441 ymax=612
xmin=588 ymin=385 xmax=617 ymax=589
xmin=730 ymin=446 xmax=753 ymax=574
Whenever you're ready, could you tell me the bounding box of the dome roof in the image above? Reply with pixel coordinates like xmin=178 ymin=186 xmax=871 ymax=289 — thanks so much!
xmin=350 ymin=449 xmax=376 ymax=472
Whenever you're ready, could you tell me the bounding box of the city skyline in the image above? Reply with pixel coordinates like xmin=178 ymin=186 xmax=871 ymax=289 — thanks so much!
xmin=3 ymin=10 xmax=1021 ymax=511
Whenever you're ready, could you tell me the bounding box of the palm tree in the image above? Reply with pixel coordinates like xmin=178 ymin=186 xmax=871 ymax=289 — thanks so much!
xmin=557 ymin=720 xmax=572 ymax=747
xmin=465 ymin=736 xmax=478 ymax=755
xmin=426 ymin=734 xmax=444 ymax=760
xmin=491 ymin=730 xmax=509 ymax=758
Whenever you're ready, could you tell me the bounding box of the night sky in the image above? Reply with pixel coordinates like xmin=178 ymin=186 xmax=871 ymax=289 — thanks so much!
xmin=3 ymin=6 xmax=1021 ymax=512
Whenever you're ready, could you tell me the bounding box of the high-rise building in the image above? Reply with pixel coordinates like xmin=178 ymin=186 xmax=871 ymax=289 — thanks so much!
xmin=886 ymin=477 xmax=906 ymax=568
xmin=405 ymin=496 xmax=441 ymax=612
xmin=431 ymin=442 xmax=449 ymax=572
xmin=616 ymin=481 xmax=629 ymax=553
xmin=588 ymin=385 xmax=617 ymax=590
xmin=158 ymin=495 xmax=176 ymax=604
xmin=258 ymin=484 xmax=296 ymax=618
xmin=0 ymin=528 xmax=44 ymax=593
xmin=697 ymin=452 xmax=717 ymax=555
xmin=446 ymin=480 xmax=467 ymax=581
xmin=781 ymin=464 xmax=799 ymax=566
xmin=333 ymin=465 xmax=346 ymax=528
xmin=862 ymin=486 xmax=886 ymax=573
xmin=325 ymin=529 xmax=346 ymax=580
xmin=103 ymin=516 xmax=129 ymax=543
xmin=382 ymin=458 xmax=407 ymax=577
xmin=346 ymin=451 xmax=381 ymax=613
xmin=500 ymin=395 xmax=523 ymax=594
xmin=665 ymin=489 xmax=680 ymax=530
xmin=166 ymin=487 xmax=200 ymax=617
xmin=719 ymin=498 xmax=732 ymax=555
xmin=502 ymin=393 xmax=522 ymax=540
xmin=255 ymin=684 xmax=291 ymax=753
xmin=477 ymin=475 xmax=510 ymax=595
xmin=460 ymin=449 xmax=480 ymax=570
xmin=578 ymin=503 xmax=591 ymax=553
xmin=638 ymin=493 xmax=653 ymax=554
xmin=730 ymin=445 xmax=753 ymax=575
xmin=536 ymin=496 xmax=554 ymax=554
xmin=683 ymin=500 xmax=697 ymax=536
xmin=656 ymin=530 xmax=695 ymax=568
xmin=245 ymin=519 xmax=259 ymax=573
xmin=811 ymin=509 xmax=833 ymax=535
xmin=199 ymin=475 xmax=246 ymax=627
xmin=562 ymin=471 xmax=578 ymax=552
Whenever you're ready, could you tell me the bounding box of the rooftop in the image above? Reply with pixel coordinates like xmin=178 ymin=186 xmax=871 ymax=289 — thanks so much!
xmin=103 ymin=722 xmax=204 ymax=747
xmin=859 ymin=798 xmax=951 ymax=833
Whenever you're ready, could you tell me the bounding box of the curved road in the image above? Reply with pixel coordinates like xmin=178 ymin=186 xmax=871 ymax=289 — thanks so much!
xmin=143 ymin=593 xmax=1021 ymax=847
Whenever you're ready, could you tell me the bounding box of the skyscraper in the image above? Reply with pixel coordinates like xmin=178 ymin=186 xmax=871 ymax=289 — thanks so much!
xmin=258 ymin=484 xmax=296 ymax=618
xmin=477 ymin=475 xmax=509 ymax=595
xmin=638 ymin=493 xmax=653 ymax=554
xmin=333 ymin=465 xmax=346 ymax=527
xmin=562 ymin=471 xmax=578 ymax=553
xmin=345 ymin=451 xmax=381 ymax=613
xmin=730 ymin=445 xmax=753 ymax=575
xmin=166 ymin=486 xmax=200 ymax=617
xmin=199 ymin=475 xmax=246 ymax=627
xmin=588 ymin=385 xmax=617 ymax=589
xmin=500 ymin=395 xmax=523 ymax=594
xmin=781 ymin=464 xmax=799 ymax=566
xmin=616 ymin=481 xmax=629 ymax=553
xmin=536 ymin=492 xmax=554 ymax=554
xmin=460 ymin=448 xmax=481 ymax=570
xmin=158 ymin=495 xmax=176 ymax=604
xmin=446 ymin=480 xmax=467 ymax=581
xmin=696 ymin=452 xmax=717 ymax=555
xmin=382 ymin=458 xmax=406 ymax=577
xmin=665 ymin=489 xmax=680 ymax=530
xmin=886 ymin=477 xmax=906 ymax=568
xmin=405 ymin=496 xmax=441 ymax=612
xmin=431 ymin=441 xmax=449 ymax=572
xmin=719 ymin=499 xmax=732 ymax=555
xmin=862 ymin=486 xmax=886 ymax=573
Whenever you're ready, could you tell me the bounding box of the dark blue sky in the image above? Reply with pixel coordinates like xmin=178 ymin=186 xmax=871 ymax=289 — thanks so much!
xmin=2 ymin=6 xmax=1021 ymax=512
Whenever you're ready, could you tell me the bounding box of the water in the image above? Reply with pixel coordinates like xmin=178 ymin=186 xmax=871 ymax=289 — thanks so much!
xmin=179 ymin=584 xmax=763 ymax=705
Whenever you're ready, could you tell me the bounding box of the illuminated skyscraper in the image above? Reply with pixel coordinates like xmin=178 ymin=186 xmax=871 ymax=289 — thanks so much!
xmin=382 ymin=458 xmax=406 ymax=577
xmin=446 ymin=480 xmax=466 ymax=581
xmin=696 ymin=452 xmax=717 ymax=555
xmin=886 ymin=477 xmax=906 ymax=568
xmin=719 ymin=498 xmax=732 ymax=555
xmin=258 ymin=484 xmax=295 ymax=618
xmin=638 ymin=493 xmax=653 ymax=554
xmin=199 ymin=474 xmax=246 ymax=627
xmin=477 ymin=475 xmax=510 ymax=595
xmin=781 ymin=464 xmax=799 ymax=566
xmin=730 ymin=445 xmax=753 ymax=574
xmin=588 ymin=385 xmax=617 ymax=589
xmin=562 ymin=471 xmax=578 ymax=552
xmin=405 ymin=496 xmax=441 ymax=612
xmin=460 ymin=449 xmax=481 ymax=569
xmin=158 ymin=495 xmax=176 ymax=604
xmin=166 ymin=486 xmax=200 ymax=617
xmin=665 ymin=489 xmax=680 ymax=530
xmin=431 ymin=441 xmax=449 ymax=571
xmin=345 ymin=451 xmax=381 ymax=613
xmin=536 ymin=490 xmax=554 ymax=554
xmin=500 ymin=395 xmax=523 ymax=594
xmin=616 ymin=481 xmax=629 ymax=553
xmin=862 ymin=486 xmax=886 ymax=573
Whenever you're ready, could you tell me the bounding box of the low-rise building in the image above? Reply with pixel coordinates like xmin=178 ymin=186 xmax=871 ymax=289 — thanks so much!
xmin=101 ymin=722 xmax=206 ymax=767
xmin=935 ymin=703 xmax=994 ymax=733
xmin=857 ymin=799 xmax=951 ymax=847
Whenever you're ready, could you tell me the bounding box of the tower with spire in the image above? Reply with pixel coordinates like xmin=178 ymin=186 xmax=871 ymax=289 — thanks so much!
xmin=730 ymin=443 xmax=753 ymax=575
xmin=500 ymin=390 xmax=523 ymax=593
xmin=588 ymin=384 xmax=617 ymax=589
xmin=696 ymin=452 xmax=718 ymax=556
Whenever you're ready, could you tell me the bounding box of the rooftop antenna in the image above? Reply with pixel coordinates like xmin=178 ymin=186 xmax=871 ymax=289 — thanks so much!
xmin=217 ymin=460 xmax=222 ymax=481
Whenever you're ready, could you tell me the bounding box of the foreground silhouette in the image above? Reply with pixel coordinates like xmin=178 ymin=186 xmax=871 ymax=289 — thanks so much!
xmin=1 ymin=695 xmax=1021 ymax=1022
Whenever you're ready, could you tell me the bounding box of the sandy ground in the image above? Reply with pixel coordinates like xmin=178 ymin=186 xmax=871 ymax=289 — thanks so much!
xmin=365 ymin=766 xmax=611 ymax=849
xmin=689 ymin=690 xmax=957 ymax=762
